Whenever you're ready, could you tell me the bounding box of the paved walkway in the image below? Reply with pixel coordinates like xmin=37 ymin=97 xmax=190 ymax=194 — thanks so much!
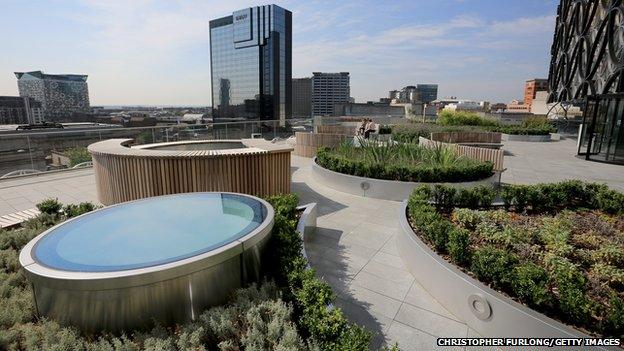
xmin=292 ymin=155 xmax=478 ymax=350
xmin=0 ymin=168 xmax=98 ymax=215
xmin=501 ymin=138 xmax=624 ymax=192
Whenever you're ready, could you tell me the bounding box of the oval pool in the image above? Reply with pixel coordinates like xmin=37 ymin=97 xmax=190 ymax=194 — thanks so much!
xmin=19 ymin=192 xmax=274 ymax=332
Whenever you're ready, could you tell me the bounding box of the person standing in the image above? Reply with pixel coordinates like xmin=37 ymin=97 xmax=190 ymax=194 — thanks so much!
xmin=364 ymin=118 xmax=373 ymax=139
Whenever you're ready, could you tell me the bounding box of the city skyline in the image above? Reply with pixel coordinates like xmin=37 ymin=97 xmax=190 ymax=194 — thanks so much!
xmin=0 ymin=0 xmax=557 ymax=105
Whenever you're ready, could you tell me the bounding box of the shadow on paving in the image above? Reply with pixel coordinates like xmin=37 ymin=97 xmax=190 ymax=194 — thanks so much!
xmin=292 ymin=181 xmax=386 ymax=349
xmin=291 ymin=181 xmax=346 ymax=217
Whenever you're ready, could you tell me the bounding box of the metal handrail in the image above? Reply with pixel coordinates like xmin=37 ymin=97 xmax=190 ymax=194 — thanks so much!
xmin=0 ymin=118 xmax=313 ymax=137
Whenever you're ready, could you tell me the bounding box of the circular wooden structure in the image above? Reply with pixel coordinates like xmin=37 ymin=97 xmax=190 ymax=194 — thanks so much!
xmin=88 ymin=139 xmax=293 ymax=205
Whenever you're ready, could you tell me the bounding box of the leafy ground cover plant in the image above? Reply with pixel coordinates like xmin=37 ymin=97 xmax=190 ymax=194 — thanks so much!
xmin=406 ymin=180 xmax=624 ymax=338
xmin=316 ymin=140 xmax=493 ymax=183
xmin=1 ymin=197 xmax=379 ymax=350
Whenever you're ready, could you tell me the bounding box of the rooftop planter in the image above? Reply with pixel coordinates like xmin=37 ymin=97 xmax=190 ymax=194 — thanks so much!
xmin=313 ymin=141 xmax=496 ymax=201
xmin=398 ymin=181 xmax=624 ymax=348
xmin=312 ymin=157 xmax=497 ymax=201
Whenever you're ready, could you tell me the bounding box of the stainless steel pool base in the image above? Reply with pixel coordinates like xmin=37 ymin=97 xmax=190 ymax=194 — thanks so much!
xmin=19 ymin=193 xmax=274 ymax=333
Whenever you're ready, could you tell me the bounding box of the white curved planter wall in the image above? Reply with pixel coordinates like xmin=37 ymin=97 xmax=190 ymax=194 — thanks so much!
xmin=502 ymin=134 xmax=552 ymax=142
xmin=397 ymin=201 xmax=616 ymax=350
xmin=311 ymin=158 xmax=498 ymax=202
xmin=296 ymin=203 xmax=317 ymax=265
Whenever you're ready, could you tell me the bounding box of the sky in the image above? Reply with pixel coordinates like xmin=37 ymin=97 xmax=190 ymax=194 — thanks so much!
xmin=0 ymin=0 xmax=559 ymax=106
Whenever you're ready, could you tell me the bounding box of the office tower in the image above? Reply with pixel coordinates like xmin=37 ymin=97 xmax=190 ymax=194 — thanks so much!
xmin=416 ymin=84 xmax=438 ymax=104
xmin=292 ymin=77 xmax=311 ymax=117
xmin=14 ymin=71 xmax=89 ymax=121
xmin=210 ymin=4 xmax=292 ymax=124
xmin=0 ymin=96 xmax=44 ymax=124
xmin=312 ymin=72 xmax=350 ymax=116
xmin=523 ymin=79 xmax=548 ymax=109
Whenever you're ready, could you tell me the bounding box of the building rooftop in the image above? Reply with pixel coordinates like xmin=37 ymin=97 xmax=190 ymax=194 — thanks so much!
xmin=14 ymin=70 xmax=88 ymax=82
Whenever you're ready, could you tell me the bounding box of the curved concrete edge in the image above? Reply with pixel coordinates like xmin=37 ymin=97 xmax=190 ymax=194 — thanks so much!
xmin=502 ymin=133 xmax=552 ymax=142
xmin=296 ymin=203 xmax=318 ymax=267
xmin=396 ymin=201 xmax=616 ymax=350
xmin=311 ymin=158 xmax=497 ymax=202
xmin=19 ymin=192 xmax=274 ymax=291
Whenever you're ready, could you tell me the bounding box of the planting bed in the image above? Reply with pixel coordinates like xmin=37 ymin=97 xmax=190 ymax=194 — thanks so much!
xmin=402 ymin=181 xmax=624 ymax=341
xmin=316 ymin=140 xmax=494 ymax=183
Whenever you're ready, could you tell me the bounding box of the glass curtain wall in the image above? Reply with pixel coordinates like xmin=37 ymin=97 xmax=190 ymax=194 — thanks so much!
xmin=580 ymin=94 xmax=624 ymax=164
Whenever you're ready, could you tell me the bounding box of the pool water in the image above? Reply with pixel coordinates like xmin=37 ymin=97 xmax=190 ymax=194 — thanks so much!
xmin=33 ymin=193 xmax=267 ymax=272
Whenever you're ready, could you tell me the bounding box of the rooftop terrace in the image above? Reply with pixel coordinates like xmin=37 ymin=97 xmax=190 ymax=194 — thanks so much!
xmin=1 ymin=137 xmax=622 ymax=349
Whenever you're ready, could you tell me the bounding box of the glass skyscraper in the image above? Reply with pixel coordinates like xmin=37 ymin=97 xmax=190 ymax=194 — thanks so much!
xmin=209 ymin=5 xmax=292 ymax=125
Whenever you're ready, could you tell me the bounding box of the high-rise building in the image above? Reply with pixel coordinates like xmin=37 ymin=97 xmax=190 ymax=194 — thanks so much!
xmin=416 ymin=84 xmax=438 ymax=104
xmin=524 ymin=79 xmax=548 ymax=110
xmin=399 ymin=86 xmax=419 ymax=102
xmin=312 ymin=72 xmax=350 ymax=116
xmin=390 ymin=84 xmax=438 ymax=104
xmin=0 ymin=96 xmax=44 ymax=124
xmin=292 ymin=77 xmax=311 ymax=117
xmin=14 ymin=71 xmax=89 ymax=122
xmin=209 ymin=5 xmax=292 ymax=124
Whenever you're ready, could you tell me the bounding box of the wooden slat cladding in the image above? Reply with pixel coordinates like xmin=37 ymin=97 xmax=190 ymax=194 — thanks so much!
xmin=294 ymin=132 xmax=351 ymax=158
xmin=430 ymin=132 xmax=502 ymax=144
xmin=90 ymin=139 xmax=292 ymax=205
xmin=314 ymin=125 xmax=356 ymax=135
xmin=419 ymin=137 xmax=505 ymax=172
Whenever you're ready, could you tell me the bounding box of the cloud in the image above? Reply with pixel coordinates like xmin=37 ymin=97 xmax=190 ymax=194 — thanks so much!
xmin=0 ymin=1 xmax=557 ymax=105
xmin=293 ymin=12 xmax=556 ymax=102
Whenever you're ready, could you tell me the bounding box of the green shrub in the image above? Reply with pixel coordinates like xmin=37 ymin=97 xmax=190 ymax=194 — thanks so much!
xmin=548 ymin=257 xmax=593 ymax=325
xmin=602 ymin=296 xmax=624 ymax=338
xmin=539 ymin=216 xmax=573 ymax=257
xmin=265 ymin=194 xmax=372 ymax=349
xmin=595 ymin=187 xmax=624 ymax=215
xmin=591 ymin=245 xmax=624 ymax=267
xmin=452 ymin=208 xmax=486 ymax=230
xmin=471 ymin=246 xmax=518 ymax=289
xmin=64 ymin=147 xmax=92 ymax=167
xmin=589 ymin=263 xmax=624 ymax=288
xmin=437 ymin=110 xmax=498 ymax=127
xmin=35 ymin=199 xmax=62 ymax=216
xmin=512 ymin=263 xmax=551 ymax=308
xmin=432 ymin=185 xmax=457 ymax=212
xmin=456 ymin=186 xmax=495 ymax=209
xmin=447 ymin=228 xmax=471 ymax=265
xmin=63 ymin=202 xmax=97 ymax=218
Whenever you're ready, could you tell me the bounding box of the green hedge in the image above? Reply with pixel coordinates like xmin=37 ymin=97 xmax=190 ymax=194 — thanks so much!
xmin=0 ymin=197 xmax=377 ymax=350
xmin=264 ymin=194 xmax=372 ymax=350
xmin=406 ymin=181 xmax=624 ymax=337
xmin=437 ymin=110 xmax=498 ymax=127
xmin=316 ymin=147 xmax=494 ymax=183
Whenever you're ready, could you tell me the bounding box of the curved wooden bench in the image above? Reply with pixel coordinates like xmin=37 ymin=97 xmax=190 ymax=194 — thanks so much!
xmin=89 ymin=139 xmax=293 ymax=205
